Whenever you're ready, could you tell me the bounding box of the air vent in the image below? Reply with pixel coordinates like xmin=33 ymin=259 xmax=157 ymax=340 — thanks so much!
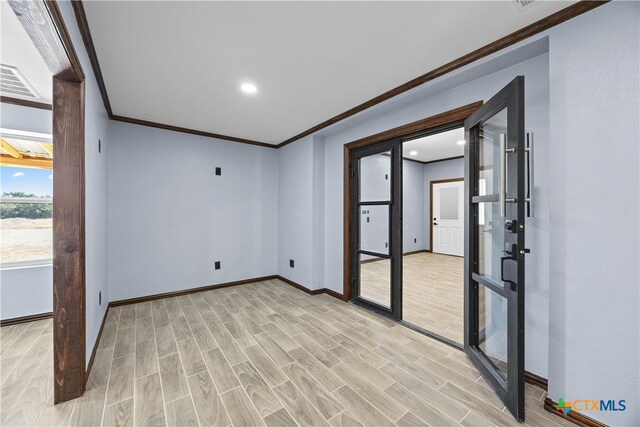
xmin=513 ymin=0 xmax=536 ymax=11
xmin=0 ymin=64 xmax=39 ymax=98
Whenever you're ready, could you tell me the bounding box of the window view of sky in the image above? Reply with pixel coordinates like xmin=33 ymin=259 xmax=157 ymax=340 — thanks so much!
xmin=0 ymin=167 xmax=52 ymax=197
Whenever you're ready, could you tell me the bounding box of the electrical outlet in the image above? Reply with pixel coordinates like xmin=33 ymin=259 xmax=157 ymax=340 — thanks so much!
xmin=414 ymin=238 xmax=417 ymax=243
xmin=98 ymin=291 xmax=102 ymax=306
xmin=290 ymin=259 xmax=294 ymax=268
xmin=214 ymin=261 xmax=221 ymax=270
xmin=215 ymin=167 xmax=222 ymax=176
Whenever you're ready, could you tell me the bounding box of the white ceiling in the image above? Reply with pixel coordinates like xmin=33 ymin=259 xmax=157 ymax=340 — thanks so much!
xmin=0 ymin=1 xmax=52 ymax=102
xmin=83 ymin=1 xmax=574 ymax=145
xmin=403 ymin=127 xmax=464 ymax=163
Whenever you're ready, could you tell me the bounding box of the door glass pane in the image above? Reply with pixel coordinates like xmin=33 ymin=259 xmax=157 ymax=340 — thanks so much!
xmin=478 ymin=108 xmax=507 ymax=195
xmin=477 ymin=107 xmax=507 ymax=283
xmin=478 ymin=287 xmax=508 ymax=379
xmin=359 ymin=205 xmax=389 ymax=255
xmin=477 ymin=201 xmax=504 ymax=282
xmin=359 ymin=254 xmax=390 ymax=308
xmin=439 ymin=187 xmax=459 ymax=220
xmin=359 ymin=151 xmax=391 ymax=202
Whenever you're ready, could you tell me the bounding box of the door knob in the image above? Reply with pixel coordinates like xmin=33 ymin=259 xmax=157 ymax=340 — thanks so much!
xmin=434 ymin=222 xmax=439 ymax=226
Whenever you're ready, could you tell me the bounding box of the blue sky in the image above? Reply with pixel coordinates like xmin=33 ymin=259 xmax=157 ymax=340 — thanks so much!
xmin=1 ymin=166 xmax=52 ymax=197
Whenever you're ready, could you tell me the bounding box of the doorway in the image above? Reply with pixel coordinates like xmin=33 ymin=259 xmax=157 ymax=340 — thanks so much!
xmin=349 ymin=139 xmax=402 ymax=318
xmin=345 ymin=103 xmax=481 ymax=347
xmin=431 ymin=178 xmax=464 ymax=257
xmin=345 ymin=78 xmax=528 ymax=421
xmin=401 ymin=127 xmax=467 ymax=345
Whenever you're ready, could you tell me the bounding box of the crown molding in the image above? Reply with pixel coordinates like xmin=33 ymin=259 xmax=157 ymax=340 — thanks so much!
xmin=72 ymin=0 xmax=607 ymax=149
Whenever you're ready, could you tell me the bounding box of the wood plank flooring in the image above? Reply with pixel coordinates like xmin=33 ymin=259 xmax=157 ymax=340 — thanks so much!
xmin=360 ymin=252 xmax=464 ymax=343
xmin=0 ymin=279 xmax=570 ymax=426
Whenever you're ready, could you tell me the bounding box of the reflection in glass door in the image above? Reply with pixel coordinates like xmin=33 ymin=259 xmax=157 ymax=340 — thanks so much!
xmin=350 ymin=139 xmax=402 ymax=318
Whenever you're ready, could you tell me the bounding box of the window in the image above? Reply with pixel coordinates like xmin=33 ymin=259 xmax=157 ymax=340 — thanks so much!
xmin=0 ymin=130 xmax=53 ymax=266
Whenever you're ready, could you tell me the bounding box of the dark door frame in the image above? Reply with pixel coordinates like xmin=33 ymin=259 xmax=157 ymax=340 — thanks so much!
xmin=350 ymin=138 xmax=403 ymax=319
xmin=429 ymin=177 xmax=464 ymax=255
xmin=9 ymin=0 xmax=87 ymax=403
xmin=343 ymin=101 xmax=482 ymax=301
xmin=464 ymin=76 xmax=526 ymax=421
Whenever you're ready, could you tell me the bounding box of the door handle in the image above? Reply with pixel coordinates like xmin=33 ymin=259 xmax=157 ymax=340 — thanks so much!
xmin=525 ymin=132 xmax=533 ymax=217
xmin=501 ymin=256 xmax=516 ymax=288
xmin=434 ymin=223 xmax=438 ymax=226
xmin=499 ymin=133 xmax=516 ymax=217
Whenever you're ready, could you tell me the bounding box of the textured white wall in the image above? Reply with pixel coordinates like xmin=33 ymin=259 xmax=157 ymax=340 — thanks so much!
xmin=277 ymin=136 xmax=314 ymax=288
xmin=108 ymin=121 xmax=278 ymax=300
xmin=547 ymin=2 xmax=639 ymax=425
xmin=403 ymin=160 xmax=426 ymax=253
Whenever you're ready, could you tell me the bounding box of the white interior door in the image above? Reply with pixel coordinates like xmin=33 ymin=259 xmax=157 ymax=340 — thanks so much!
xmin=432 ymin=180 xmax=464 ymax=256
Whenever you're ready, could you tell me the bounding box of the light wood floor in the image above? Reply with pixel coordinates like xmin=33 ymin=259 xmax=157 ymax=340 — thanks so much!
xmin=360 ymin=252 xmax=464 ymax=343
xmin=0 ymin=279 xmax=570 ymax=427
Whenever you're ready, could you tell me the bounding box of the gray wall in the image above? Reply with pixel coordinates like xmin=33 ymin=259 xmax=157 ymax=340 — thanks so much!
xmin=403 ymin=160 xmax=426 ymax=253
xmin=60 ymin=0 xmax=111 ymax=365
xmin=108 ymin=121 xmax=278 ymax=301
xmin=277 ymin=135 xmax=326 ymax=290
xmin=547 ymin=2 xmax=639 ymax=425
xmin=423 ymin=157 xmax=464 ymax=250
xmin=277 ymin=136 xmax=313 ymax=288
xmin=349 ymin=156 xmax=427 ymax=261
xmin=0 ymin=104 xmax=53 ymax=321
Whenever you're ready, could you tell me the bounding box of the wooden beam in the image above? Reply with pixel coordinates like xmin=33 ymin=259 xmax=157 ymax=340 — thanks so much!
xmin=40 ymin=142 xmax=53 ymax=156
xmin=0 ymin=96 xmax=52 ymax=110
xmin=52 ymin=77 xmax=86 ymax=403
xmin=0 ymin=139 xmax=22 ymax=158
xmin=0 ymin=155 xmax=52 ymax=169
xmin=7 ymin=0 xmax=84 ymax=82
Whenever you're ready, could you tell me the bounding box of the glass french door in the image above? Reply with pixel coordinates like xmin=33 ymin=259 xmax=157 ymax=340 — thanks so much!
xmin=350 ymin=138 xmax=402 ymax=319
xmin=464 ymin=76 xmax=528 ymax=421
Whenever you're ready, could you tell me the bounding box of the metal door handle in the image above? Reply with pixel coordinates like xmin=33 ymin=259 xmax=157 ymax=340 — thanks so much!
xmin=499 ymin=133 xmax=516 ymax=217
xmin=525 ymin=132 xmax=533 ymax=217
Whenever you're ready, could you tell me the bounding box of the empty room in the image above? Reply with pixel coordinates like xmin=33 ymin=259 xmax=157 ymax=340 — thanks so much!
xmin=0 ymin=1 xmax=638 ymax=427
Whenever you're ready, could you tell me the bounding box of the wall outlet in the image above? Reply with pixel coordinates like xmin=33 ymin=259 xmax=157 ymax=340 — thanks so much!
xmin=414 ymin=238 xmax=417 ymax=243
xmin=289 ymin=259 xmax=294 ymax=268
xmin=215 ymin=167 xmax=222 ymax=176
xmin=214 ymin=261 xmax=221 ymax=270
xmin=98 ymin=290 xmax=102 ymax=306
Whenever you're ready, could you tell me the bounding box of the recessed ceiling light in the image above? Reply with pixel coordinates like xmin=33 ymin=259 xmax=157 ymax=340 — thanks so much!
xmin=457 ymin=140 xmax=466 ymax=145
xmin=240 ymin=83 xmax=257 ymax=94
xmin=410 ymin=150 xmax=418 ymax=156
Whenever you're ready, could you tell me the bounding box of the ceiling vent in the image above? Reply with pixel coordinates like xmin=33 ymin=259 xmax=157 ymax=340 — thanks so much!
xmin=0 ymin=64 xmax=40 ymax=99
xmin=513 ymin=0 xmax=536 ymax=11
